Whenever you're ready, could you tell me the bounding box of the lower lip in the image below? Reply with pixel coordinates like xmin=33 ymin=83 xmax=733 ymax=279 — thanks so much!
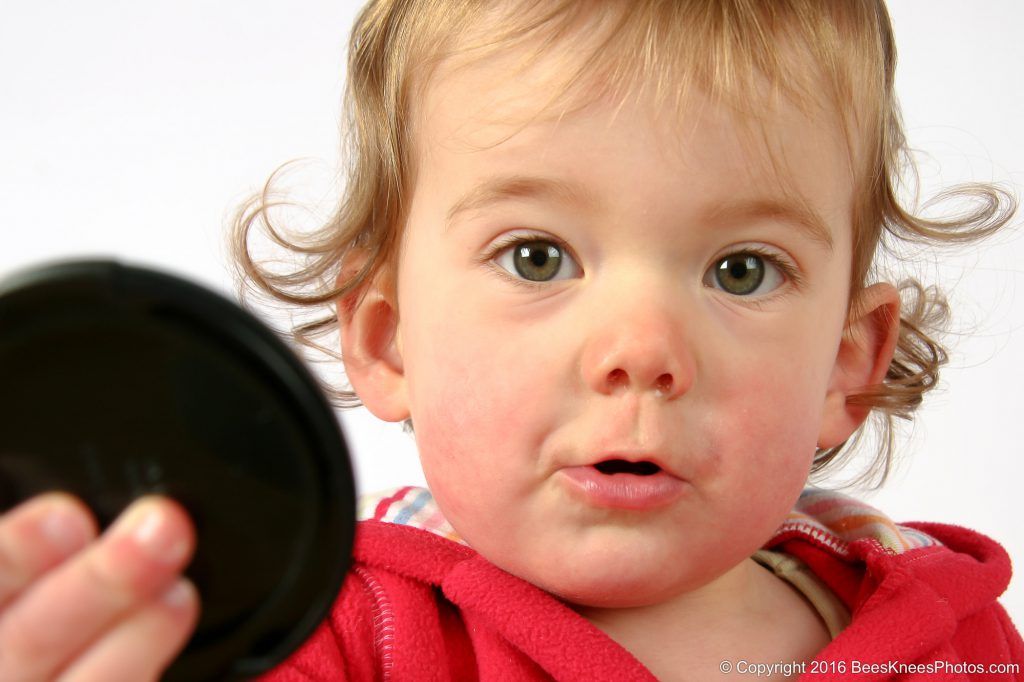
xmin=558 ymin=466 xmax=686 ymax=510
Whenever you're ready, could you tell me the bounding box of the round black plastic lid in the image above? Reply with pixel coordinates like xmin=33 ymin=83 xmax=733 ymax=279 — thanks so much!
xmin=0 ymin=260 xmax=356 ymax=681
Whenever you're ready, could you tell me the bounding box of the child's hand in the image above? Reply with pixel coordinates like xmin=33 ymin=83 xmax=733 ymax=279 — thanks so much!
xmin=0 ymin=493 xmax=199 ymax=681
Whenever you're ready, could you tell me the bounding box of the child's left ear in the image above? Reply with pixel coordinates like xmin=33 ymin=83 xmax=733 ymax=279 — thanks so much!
xmin=818 ymin=282 xmax=901 ymax=449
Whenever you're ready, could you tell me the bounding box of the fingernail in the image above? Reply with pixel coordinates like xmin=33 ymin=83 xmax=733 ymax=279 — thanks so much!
xmin=40 ymin=500 xmax=92 ymax=554
xmin=160 ymin=578 xmax=195 ymax=610
xmin=118 ymin=501 xmax=189 ymax=564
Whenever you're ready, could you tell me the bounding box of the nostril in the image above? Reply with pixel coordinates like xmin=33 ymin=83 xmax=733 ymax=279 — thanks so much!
xmin=608 ymin=368 xmax=627 ymax=387
xmin=594 ymin=460 xmax=661 ymax=476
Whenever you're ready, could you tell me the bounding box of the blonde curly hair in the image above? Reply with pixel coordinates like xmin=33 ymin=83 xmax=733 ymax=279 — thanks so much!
xmin=231 ymin=0 xmax=1016 ymax=487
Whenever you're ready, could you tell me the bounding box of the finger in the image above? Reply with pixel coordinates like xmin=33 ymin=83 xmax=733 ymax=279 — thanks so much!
xmin=0 ymin=493 xmax=98 ymax=609
xmin=0 ymin=496 xmax=195 ymax=680
xmin=56 ymin=577 xmax=200 ymax=682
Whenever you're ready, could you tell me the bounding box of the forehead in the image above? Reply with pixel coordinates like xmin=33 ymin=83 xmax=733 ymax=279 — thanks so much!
xmin=412 ymin=34 xmax=857 ymax=245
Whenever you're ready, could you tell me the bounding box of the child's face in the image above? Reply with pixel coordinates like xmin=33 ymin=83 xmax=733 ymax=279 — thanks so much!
xmin=376 ymin=47 xmax=863 ymax=607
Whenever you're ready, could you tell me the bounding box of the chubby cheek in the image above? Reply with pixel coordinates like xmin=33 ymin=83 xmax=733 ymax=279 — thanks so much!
xmin=699 ymin=348 xmax=826 ymax=543
xmin=403 ymin=307 xmax=553 ymax=544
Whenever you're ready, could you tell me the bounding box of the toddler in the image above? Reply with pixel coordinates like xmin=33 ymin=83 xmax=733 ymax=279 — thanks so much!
xmin=1 ymin=1 xmax=1021 ymax=680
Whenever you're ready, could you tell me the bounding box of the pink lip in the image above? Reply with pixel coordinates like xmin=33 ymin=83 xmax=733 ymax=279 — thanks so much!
xmin=559 ymin=465 xmax=686 ymax=510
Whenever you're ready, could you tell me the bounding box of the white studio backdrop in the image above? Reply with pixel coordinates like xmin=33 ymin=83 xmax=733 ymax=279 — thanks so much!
xmin=1 ymin=2 xmax=1021 ymax=621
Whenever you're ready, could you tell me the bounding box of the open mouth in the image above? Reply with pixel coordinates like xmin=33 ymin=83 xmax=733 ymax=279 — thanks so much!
xmin=593 ymin=459 xmax=662 ymax=476
xmin=562 ymin=458 xmax=683 ymax=509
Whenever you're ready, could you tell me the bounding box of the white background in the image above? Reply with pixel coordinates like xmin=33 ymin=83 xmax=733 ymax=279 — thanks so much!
xmin=2 ymin=2 xmax=1021 ymax=623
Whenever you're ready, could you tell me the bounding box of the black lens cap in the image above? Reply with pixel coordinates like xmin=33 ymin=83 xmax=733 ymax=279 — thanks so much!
xmin=0 ymin=260 xmax=356 ymax=681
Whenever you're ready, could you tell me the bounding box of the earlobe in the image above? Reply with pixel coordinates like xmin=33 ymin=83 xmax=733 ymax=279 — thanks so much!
xmin=336 ymin=250 xmax=410 ymax=423
xmin=817 ymin=282 xmax=901 ymax=450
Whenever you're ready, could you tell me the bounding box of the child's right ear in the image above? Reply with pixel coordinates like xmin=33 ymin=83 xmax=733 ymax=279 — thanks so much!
xmin=335 ymin=247 xmax=410 ymax=423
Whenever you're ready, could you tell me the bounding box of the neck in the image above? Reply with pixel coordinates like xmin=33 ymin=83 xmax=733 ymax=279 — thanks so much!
xmin=571 ymin=557 xmax=830 ymax=679
xmin=573 ymin=556 xmax=764 ymax=644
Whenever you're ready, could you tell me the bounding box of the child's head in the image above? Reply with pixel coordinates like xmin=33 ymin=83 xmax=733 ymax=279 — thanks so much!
xmin=232 ymin=0 xmax=1014 ymax=606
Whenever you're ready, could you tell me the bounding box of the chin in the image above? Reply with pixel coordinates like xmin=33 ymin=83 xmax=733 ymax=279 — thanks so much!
xmin=527 ymin=561 xmax=688 ymax=610
xmin=550 ymin=580 xmax=679 ymax=610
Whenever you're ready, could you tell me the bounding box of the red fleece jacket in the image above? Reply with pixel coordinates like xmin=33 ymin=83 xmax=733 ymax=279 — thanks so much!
xmin=256 ymin=488 xmax=1022 ymax=681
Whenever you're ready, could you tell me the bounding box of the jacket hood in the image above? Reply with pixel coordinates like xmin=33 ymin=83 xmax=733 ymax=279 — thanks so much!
xmin=768 ymin=489 xmax=1014 ymax=671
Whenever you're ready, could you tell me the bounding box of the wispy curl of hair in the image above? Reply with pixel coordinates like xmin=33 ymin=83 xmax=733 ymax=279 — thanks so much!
xmin=230 ymin=0 xmax=1017 ymax=485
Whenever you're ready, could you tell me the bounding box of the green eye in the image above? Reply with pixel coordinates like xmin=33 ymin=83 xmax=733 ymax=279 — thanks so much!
xmin=492 ymin=236 xmax=581 ymax=284
xmin=512 ymin=240 xmax=563 ymax=282
xmin=706 ymin=252 xmax=784 ymax=296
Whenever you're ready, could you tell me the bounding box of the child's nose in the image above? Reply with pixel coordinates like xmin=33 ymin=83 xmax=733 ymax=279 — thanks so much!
xmin=579 ymin=298 xmax=695 ymax=401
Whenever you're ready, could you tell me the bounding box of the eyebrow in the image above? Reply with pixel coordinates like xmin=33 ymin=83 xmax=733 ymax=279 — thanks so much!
xmin=701 ymin=197 xmax=835 ymax=254
xmin=444 ymin=174 xmax=834 ymax=253
xmin=445 ymin=175 xmax=598 ymax=232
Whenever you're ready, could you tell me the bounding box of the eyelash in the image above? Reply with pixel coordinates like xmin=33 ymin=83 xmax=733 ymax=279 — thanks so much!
xmin=477 ymin=233 xmax=573 ymax=292
xmin=717 ymin=245 xmax=805 ymax=304
xmin=478 ymin=232 xmax=805 ymax=300
xmin=721 ymin=247 xmax=803 ymax=310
